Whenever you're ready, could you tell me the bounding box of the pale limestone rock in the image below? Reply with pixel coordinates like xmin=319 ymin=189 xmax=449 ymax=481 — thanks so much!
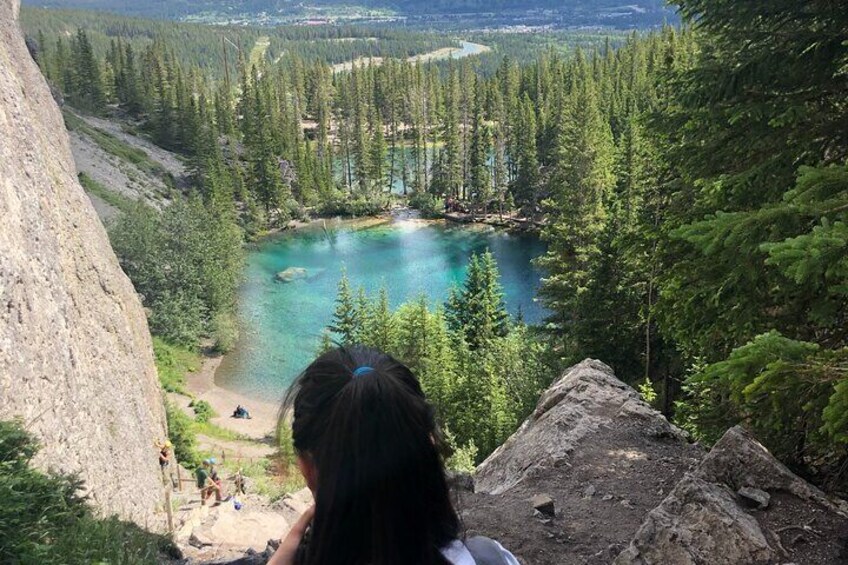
xmin=474 ymin=359 xmax=687 ymax=495
xmin=0 ymin=0 xmax=167 ymax=528
xmin=615 ymin=427 xmax=848 ymax=564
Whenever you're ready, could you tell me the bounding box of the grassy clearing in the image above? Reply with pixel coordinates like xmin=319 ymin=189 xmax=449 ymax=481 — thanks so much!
xmin=249 ymin=36 xmax=271 ymax=68
xmin=153 ymin=338 xmax=200 ymax=395
xmin=214 ymin=455 xmax=305 ymax=502
xmin=78 ymin=171 xmax=138 ymax=214
xmin=195 ymin=421 xmax=252 ymax=443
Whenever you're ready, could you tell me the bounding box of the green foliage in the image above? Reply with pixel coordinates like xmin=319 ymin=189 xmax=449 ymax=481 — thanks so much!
xmin=0 ymin=420 xmax=173 ymax=564
xmin=109 ymin=198 xmax=243 ymax=347
xmin=329 ymin=270 xmax=359 ymax=345
xmin=152 ymin=337 xmax=199 ymax=394
xmin=165 ymin=401 xmax=200 ymax=469
xmin=443 ymin=427 xmax=478 ymax=474
xmin=211 ymin=311 xmax=240 ymax=353
xmin=190 ymin=400 xmax=215 ymax=423
xmin=318 ymin=193 xmax=389 ymax=217
xmin=677 ymin=332 xmax=848 ymax=465
xmin=408 ymin=191 xmax=443 ymax=219
xmin=444 ymin=251 xmax=509 ymax=349
xmin=330 ymin=257 xmax=554 ymax=461
xmin=638 ymin=377 xmax=658 ymax=407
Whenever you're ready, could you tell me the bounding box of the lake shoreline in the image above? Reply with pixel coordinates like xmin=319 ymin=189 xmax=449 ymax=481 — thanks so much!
xmin=216 ymin=208 xmax=545 ymax=399
xmin=186 ymin=350 xmax=280 ymax=441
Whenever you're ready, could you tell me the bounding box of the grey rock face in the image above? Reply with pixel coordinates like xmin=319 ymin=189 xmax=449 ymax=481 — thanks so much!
xmin=0 ymin=0 xmax=167 ymax=528
xmin=475 ymin=359 xmax=689 ymax=495
xmin=459 ymin=360 xmax=702 ymax=565
xmin=615 ymin=427 xmax=848 ymax=565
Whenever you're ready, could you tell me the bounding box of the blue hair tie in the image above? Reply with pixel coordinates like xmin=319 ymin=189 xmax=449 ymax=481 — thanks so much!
xmin=352 ymin=366 xmax=374 ymax=378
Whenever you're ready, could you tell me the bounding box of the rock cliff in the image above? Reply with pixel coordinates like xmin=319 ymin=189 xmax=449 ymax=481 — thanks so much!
xmin=460 ymin=360 xmax=703 ymax=564
xmin=458 ymin=360 xmax=848 ymax=564
xmin=0 ymin=0 xmax=167 ymax=528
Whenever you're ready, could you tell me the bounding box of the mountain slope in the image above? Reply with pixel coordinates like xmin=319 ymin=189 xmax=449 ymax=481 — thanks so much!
xmin=22 ymin=0 xmax=673 ymax=27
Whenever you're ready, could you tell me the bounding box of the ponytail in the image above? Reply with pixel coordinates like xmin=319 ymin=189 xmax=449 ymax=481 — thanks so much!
xmin=281 ymin=346 xmax=459 ymax=565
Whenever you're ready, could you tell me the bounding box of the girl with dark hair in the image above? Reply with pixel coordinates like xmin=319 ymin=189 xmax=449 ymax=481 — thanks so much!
xmin=268 ymin=346 xmax=519 ymax=565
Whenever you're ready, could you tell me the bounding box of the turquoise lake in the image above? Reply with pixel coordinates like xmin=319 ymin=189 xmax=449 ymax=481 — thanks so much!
xmin=216 ymin=215 xmax=547 ymax=397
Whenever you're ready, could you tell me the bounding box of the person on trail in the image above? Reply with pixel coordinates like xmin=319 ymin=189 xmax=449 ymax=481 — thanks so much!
xmin=158 ymin=440 xmax=172 ymax=470
xmin=234 ymin=467 xmax=247 ymax=495
xmin=197 ymin=459 xmax=224 ymax=506
xmin=268 ymin=346 xmax=520 ymax=565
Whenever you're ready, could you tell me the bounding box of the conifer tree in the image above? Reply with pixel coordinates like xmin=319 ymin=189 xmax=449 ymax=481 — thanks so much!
xmin=329 ymin=270 xmax=359 ymax=345
xmin=445 ymin=251 xmax=509 ymax=349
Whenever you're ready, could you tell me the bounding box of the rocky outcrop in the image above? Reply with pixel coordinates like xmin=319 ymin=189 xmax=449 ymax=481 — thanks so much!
xmin=460 ymin=360 xmax=848 ymax=564
xmin=0 ymin=0 xmax=167 ymax=528
xmin=460 ymin=360 xmax=703 ymax=564
xmin=615 ymin=426 xmax=848 ymax=564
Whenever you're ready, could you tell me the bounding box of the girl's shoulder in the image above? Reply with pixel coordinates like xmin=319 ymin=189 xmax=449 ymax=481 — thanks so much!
xmin=441 ymin=538 xmax=520 ymax=565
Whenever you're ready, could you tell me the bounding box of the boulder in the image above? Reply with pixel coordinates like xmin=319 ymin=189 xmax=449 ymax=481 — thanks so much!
xmin=531 ymin=494 xmax=556 ymax=517
xmin=615 ymin=426 xmax=848 ymax=565
xmin=275 ymin=267 xmax=308 ymax=282
xmin=474 ymin=360 xmax=692 ymax=496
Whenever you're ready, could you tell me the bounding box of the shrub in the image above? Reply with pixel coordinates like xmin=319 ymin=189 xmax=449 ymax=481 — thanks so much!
xmin=408 ymin=191 xmax=444 ymax=219
xmin=152 ymin=337 xmax=199 ymax=394
xmin=190 ymin=400 xmax=215 ymax=424
xmin=675 ymin=331 xmax=848 ymax=490
xmin=638 ymin=376 xmax=658 ymax=407
xmin=0 ymin=420 xmax=174 ymax=564
xmin=444 ymin=427 xmax=478 ymax=473
xmin=318 ymin=193 xmax=387 ymax=217
xmin=211 ymin=311 xmax=240 ymax=353
xmin=164 ymin=401 xmax=200 ymax=469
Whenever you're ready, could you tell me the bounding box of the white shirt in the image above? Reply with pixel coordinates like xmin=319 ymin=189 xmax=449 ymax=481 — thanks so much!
xmin=440 ymin=539 xmax=520 ymax=565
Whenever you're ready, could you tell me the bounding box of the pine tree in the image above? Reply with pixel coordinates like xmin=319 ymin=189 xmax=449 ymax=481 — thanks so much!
xmin=445 ymin=251 xmax=509 ymax=349
xmin=368 ymin=107 xmax=387 ymax=193
xmin=537 ymin=57 xmax=616 ymax=340
xmin=365 ymin=286 xmax=395 ymax=352
xmin=468 ymin=91 xmax=492 ymax=217
xmin=512 ymin=94 xmax=539 ymax=214
xmin=329 ymin=270 xmax=359 ymax=345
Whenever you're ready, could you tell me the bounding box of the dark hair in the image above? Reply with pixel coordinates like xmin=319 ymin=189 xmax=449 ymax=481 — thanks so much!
xmin=281 ymin=346 xmax=460 ymax=565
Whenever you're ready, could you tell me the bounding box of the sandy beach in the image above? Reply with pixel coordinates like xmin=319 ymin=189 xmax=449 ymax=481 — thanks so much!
xmin=183 ymin=353 xmax=280 ymax=442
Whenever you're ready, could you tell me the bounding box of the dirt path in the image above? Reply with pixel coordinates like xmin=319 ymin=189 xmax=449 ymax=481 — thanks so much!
xmin=250 ymin=36 xmax=271 ymax=68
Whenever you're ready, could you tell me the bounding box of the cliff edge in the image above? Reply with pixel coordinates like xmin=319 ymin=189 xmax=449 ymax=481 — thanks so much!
xmin=0 ymin=0 xmax=167 ymax=528
xmin=457 ymin=360 xmax=848 ymax=564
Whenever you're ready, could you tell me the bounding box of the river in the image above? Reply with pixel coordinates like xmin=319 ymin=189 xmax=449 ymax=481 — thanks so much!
xmin=216 ymin=215 xmax=546 ymax=398
xmin=331 ymin=40 xmax=490 ymax=72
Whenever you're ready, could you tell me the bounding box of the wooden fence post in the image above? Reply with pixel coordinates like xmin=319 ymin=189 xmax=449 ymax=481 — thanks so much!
xmin=164 ymin=488 xmax=174 ymax=533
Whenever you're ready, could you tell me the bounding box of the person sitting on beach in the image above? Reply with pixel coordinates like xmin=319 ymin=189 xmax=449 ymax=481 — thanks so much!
xmin=268 ymin=346 xmax=520 ymax=565
xmin=233 ymin=404 xmax=252 ymax=419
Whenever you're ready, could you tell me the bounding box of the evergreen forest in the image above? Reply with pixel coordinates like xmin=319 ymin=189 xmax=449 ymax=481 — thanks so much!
xmin=21 ymin=0 xmax=848 ymax=493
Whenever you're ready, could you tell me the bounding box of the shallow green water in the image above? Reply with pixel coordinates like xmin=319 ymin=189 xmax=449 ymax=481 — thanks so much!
xmin=216 ymin=216 xmax=547 ymax=398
